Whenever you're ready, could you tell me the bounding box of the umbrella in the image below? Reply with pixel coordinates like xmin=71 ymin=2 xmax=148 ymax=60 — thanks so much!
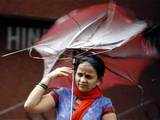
xmin=33 ymin=3 xmax=148 ymax=79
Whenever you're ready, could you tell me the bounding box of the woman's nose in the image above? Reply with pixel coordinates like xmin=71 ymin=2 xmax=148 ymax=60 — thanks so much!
xmin=80 ymin=76 xmax=87 ymax=82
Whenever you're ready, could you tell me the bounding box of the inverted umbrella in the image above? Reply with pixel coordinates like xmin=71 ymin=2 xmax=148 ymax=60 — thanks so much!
xmin=33 ymin=3 xmax=147 ymax=79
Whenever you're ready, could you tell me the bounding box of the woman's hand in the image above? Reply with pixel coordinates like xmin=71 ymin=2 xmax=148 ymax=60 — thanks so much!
xmin=41 ymin=67 xmax=73 ymax=84
xmin=48 ymin=67 xmax=73 ymax=78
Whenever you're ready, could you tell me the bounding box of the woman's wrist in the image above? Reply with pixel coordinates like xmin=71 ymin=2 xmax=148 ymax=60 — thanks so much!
xmin=40 ymin=76 xmax=51 ymax=85
xmin=40 ymin=72 xmax=56 ymax=85
xmin=36 ymin=82 xmax=48 ymax=90
xmin=40 ymin=69 xmax=59 ymax=85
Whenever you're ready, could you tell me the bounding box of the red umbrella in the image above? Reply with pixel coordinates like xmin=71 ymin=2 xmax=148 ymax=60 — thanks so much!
xmin=34 ymin=3 xmax=149 ymax=81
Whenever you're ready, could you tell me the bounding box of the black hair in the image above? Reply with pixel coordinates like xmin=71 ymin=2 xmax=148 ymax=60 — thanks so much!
xmin=73 ymin=53 xmax=105 ymax=80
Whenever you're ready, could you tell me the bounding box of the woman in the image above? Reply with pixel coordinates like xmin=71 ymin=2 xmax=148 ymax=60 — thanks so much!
xmin=24 ymin=54 xmax=117 ymax=120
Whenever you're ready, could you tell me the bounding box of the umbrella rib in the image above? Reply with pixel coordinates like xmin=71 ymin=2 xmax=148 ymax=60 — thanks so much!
xmin=67 ymin=13 xmax=82 ymax=31
xmin=67 ymin=12 xmax=107 ymax=48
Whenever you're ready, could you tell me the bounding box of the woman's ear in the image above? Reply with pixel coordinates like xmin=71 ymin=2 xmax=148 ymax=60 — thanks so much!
xmin=97 ymin=78 xmax=102 ymax=86
xmin=96 ymin=80 xmax=102 ymax=86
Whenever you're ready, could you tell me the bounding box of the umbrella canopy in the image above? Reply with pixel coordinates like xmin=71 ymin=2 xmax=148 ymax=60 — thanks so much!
xmin=34 ymin=3 xmax=148 ymax=79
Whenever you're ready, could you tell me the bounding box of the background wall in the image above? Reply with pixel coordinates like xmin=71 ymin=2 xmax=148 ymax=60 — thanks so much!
xmin=0 ymin=0 xmax=159 ymax=23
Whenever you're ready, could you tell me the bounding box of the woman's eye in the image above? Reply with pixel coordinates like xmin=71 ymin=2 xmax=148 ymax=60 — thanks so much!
xmin=85 ymin=75 xmax=92 ymax=79
xmin=78 ymin=73 xmax=83 ymax=77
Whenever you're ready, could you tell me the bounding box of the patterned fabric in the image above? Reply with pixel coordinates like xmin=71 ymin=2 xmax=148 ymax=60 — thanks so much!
xmin=50 ymin=87 xmax=114 ymax=120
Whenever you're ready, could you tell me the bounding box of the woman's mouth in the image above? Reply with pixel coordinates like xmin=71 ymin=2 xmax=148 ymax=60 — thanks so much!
xmin=78 ymin=83 xmax=88 ymax=88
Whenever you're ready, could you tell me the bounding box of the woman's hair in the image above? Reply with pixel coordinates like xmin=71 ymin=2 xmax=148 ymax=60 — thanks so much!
xmin=73 ymin=53 xmax=105 ymax=80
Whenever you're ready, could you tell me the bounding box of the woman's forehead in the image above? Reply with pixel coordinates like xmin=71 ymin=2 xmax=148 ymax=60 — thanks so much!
xmin=77 ymin=62 xmax=96 ymax=73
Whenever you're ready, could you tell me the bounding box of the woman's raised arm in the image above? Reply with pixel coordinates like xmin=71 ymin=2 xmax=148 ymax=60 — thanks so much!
xmin=24 ymin=67 xmax=72 ymax=113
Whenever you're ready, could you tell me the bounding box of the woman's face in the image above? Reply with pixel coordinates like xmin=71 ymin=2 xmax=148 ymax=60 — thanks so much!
xmin=75 ymin=62 xmax=100 ymax=92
